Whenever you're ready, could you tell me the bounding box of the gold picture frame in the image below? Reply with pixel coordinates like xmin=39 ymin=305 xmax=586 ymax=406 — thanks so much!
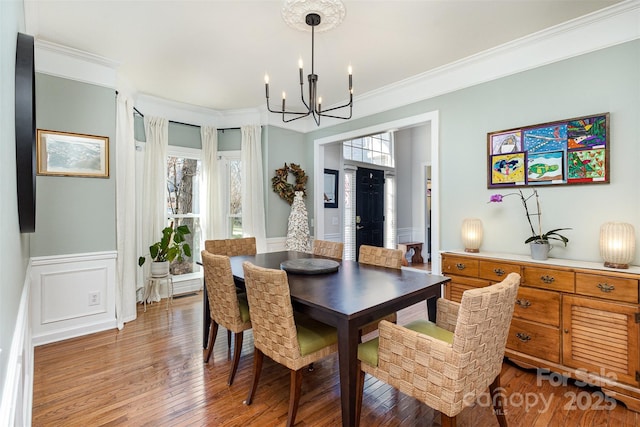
xmin=37 ymin=129 xmax=109 ymax=178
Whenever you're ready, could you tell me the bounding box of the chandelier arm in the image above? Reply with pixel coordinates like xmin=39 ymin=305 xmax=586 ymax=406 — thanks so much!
xmin=319 ymin=100 xmax=352 ymax=114
xmin=266 ymin=96 xmax=311 ymax=116
xmin=299 ymin=82 xmax=311 ymax=111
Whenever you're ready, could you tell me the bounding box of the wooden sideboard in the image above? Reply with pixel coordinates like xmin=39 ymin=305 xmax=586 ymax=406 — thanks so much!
xmin=441 ymin=250 xmax=640 ymax=412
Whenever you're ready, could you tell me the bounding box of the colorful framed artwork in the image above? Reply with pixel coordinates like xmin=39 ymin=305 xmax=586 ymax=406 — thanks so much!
xmin=487 ymin=113 xmax=609 ymax=188
xmin=37 ymin=129 xmax=110 ymax=178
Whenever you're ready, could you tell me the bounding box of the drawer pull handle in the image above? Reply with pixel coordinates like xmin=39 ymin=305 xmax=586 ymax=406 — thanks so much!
xmin=540 ymin=275 xmax=555 ymax=284
xmin=455 ymin=263 xmax=466 ymax=271
xmin=494 ymin=268 xmax=505 ymax=277
xmin=515 ymin=299 xmax=531 ymax=308
xmin=597 ymin=283 xmax=615 ymax=293
xmin=515 ymin=332 xmax=531 ymax=342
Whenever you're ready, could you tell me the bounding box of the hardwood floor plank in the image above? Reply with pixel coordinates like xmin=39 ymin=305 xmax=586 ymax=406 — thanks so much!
xmin=32 ymin=292 xmax=640 ymax=426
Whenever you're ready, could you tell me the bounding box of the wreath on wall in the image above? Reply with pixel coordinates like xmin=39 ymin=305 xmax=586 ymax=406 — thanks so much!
xmin=272 ymin=162 xmax=308 ymax=205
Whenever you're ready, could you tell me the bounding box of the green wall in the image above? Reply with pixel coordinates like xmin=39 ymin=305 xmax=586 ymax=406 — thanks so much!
xmin=263 ymin=125 xmax=311 ymax=238
xmin=32 ymin=73 xmax=117 ymax=256
xmin=1 ymin=0 xmax=29 ymax=399
xmin=307 ymin=39 xmax=640 ymax=264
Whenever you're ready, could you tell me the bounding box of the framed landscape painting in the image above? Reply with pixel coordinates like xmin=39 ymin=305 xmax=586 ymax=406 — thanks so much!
xmin=487 ymin=113 xmax=609 ymax=188
xmin=37 ymin=129 xmax=109 ymax=178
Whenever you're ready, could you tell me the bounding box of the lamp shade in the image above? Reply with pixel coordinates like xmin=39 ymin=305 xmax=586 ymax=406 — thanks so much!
xmin=461 ymin=218 xmax=483 ymax=253
xmin=599 ymin=222 xmax=635 ymax=269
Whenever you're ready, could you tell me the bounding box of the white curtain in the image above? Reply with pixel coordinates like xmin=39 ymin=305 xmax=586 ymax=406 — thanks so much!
xmin=142 ymin=116 xmax=169 ymax=301
xmin=201 ymin=126 xmax=225 ymax=239
xmin=115 ymin=93 xmax=137 ymax=329
xmin=241 ymin=125 xmax=267 ymax=253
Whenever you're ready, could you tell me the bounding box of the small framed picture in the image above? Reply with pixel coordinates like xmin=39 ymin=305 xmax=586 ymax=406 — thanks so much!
xmin=324 ymin=169 xmax=339 ymax=208
xmin=37 ymin=129 xmax=109 ymax=178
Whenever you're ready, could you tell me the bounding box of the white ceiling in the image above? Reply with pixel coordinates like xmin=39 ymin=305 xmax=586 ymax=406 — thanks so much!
xmin=26 ymin=0 xmax=623 ymax=113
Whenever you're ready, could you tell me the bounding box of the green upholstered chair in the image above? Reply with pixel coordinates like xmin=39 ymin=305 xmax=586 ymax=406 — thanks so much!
xmin=204 ymin=237 xmax=257 ymax=257
xmin=242 ymin=261 xmax=338 ymax=427
xmin=201 ymin=251 xmax=252 ymax=386
xmin=356 ymin=272 xmax=520 ymax=427
xmin=358 ymin=245 xmax=404 ymax=336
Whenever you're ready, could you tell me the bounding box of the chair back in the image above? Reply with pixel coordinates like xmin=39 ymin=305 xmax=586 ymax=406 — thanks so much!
xmin=205 ymin=237 xmax=257 ymax=257
xmin=201 ymin=251 xmax=247 ymax=330
xmin=452 ymin=272 xmax=520 ymax=395
xmin=313 ymin=240 xmax=344 ymax=260
xmin=358 ymin=245 xmax=403 ymax=269
xmin=242 ymin=262 xmax=302 ymax=366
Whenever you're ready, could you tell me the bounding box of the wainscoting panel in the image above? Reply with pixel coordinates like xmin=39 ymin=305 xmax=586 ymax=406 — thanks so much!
xmin=31 ymin=251 xmax=117 ymax=346
xmin=0 ymin=262 xmax=33 ymax=427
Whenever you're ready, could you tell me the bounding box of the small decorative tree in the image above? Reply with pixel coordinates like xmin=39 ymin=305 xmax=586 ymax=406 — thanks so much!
xmin=285 ymin=191 xmax=311 ymax=252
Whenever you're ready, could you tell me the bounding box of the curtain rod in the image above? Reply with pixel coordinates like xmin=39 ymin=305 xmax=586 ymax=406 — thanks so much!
xmin=132 ymin=108 xmax=240 ymax=132
xmin=114 ymin=93 xmax=240 ymax=132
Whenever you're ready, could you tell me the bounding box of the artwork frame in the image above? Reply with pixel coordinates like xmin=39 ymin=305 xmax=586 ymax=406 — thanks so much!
xmin=37 ymin=129 xmax=110 ymax=178
xmin=487 ymin=113 xmax=609 ymax=188
xmin=324 ymin=168 xmax=339 ymax=208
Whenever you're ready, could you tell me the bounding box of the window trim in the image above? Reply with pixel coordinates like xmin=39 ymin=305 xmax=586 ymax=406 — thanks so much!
xmin=166 ymin=145 xmax=203 ymax=282
xmin=218 ymin=150 xmax=242 ymax=239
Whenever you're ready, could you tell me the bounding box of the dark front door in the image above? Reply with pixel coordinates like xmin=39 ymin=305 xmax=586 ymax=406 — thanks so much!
xmin=355 ymin=167 xmax=384 ymax=259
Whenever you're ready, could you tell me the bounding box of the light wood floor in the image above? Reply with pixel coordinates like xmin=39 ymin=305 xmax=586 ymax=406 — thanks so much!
xmin=33 ymin=292 xmax=639 ymax=426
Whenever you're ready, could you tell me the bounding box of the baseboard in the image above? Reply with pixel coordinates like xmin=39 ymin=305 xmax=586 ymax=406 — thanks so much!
xmin=0 ymin=261 xmax=33 ymax=427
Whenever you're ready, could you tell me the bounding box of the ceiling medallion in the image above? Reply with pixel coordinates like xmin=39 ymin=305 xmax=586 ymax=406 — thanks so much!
xmin=281 ymin=0 xmax=346 ymax=32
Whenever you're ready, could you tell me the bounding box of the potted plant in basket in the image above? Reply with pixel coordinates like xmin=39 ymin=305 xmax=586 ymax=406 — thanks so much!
xmin=489 ymin=189 xmax=570 ymax=260
xmin=138 ymin=222 xmax=192 ymax=276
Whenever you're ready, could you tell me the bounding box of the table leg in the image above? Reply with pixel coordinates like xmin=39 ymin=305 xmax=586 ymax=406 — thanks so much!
xmin=427 ymin=294 xmax=437 ymax=323
xmin=203 ymin=284 xmax=210 ymax=349
xmin=337 ymin=319 xmax=359 ymax=427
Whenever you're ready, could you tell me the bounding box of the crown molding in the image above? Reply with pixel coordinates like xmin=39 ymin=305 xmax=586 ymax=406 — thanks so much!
xmin=35 ymin=39 xmax=119 ymax=89
xmin=348 ymin=0 xmax=640 ymax=123
xmin=31 ymin=0 xmax=640 ymax=133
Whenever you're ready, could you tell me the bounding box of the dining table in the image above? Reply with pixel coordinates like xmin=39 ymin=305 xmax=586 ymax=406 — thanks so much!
xmin=202 ymin=250 xmax=450 ymax=427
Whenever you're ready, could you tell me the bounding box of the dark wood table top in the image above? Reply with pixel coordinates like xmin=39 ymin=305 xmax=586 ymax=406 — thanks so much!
xmin=230 ymin=250 xmax=449 ymax=328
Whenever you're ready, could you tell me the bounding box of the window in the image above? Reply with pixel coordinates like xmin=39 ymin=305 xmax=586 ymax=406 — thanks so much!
xmin=343 ymin=132 xmax=394 ymax=167
xmin=343 ymin=166 xmax=357 ymax=260
xmin=219 ymin=151 xmax=242 ymax=238
xmin=166 ymin=147 xmax=202 ymax=277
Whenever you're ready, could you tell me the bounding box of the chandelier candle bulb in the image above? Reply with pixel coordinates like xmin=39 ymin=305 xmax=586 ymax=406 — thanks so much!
xmin=348 ymin=65 xmax=352 ymax=90
xmin=264 ymin=74 xmax=269 ymax=97
xmin=298 ymin=58 xmax=303 ymax=83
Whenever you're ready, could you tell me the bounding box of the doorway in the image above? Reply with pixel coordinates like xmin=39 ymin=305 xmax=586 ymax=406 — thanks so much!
xmin=313 ymin=110 xmax=441 ymax=273
xmin=355 ymin=167 xmax=385 ymax=259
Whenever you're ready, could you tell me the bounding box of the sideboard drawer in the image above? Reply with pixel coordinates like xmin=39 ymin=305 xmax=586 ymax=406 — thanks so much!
xmin=576 ymin=273 xmax=638 ymax=304
xmin=523 ymin=266 xmax=575 ymax=293
xmin=479 ymin=260 xmax=521 ymax=282
xmin=442 ymin=256 xmax=479 ymax=278
xmin=446 ymin=276 xmax=489 ymax=303
xmin=513 ymin=287 xmax=560 ymax=327
xmin=507 ymin=318 xmax=560 ymax=363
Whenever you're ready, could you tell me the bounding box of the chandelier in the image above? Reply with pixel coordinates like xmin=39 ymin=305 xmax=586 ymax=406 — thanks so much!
xmin=264 ymin=7 xmax=353 ymax=126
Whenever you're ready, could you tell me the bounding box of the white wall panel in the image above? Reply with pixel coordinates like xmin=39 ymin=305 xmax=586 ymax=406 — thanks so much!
xmin=31 ymin=251 xmax=117 ymax=346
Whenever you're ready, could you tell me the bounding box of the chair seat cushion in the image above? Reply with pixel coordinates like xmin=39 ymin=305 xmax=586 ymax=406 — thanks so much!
xmin=295 ymin=315 xmax=338 ymax=356
xmin=358 ymin=319 xmax=454 ymax=367
xmin=237 ymin=293 xmax=251 ymax=323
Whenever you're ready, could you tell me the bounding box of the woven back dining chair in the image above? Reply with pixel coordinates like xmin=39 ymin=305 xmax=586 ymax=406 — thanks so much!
xmin=204 ymin=237 xmax=257 ymax=257
xmin=356 ymin=272 xmax=520 ymax=427
xmin=312 ymin=239 xmax=344 ymax=260
xmin=201 ymin=251 xmax=252 ymax=386
xmin=357 ymin=245 xmax=404 ymax=336
xmin=358 ymin=244 xmax=403 ymax=269
xmin=242 ymin=261 xmax=339 ymax=427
